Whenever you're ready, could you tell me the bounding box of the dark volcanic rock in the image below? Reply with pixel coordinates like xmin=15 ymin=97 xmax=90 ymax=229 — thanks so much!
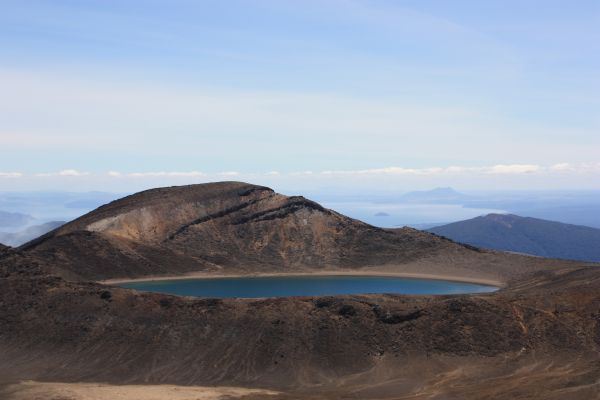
xmin=373 ymin=305 xmax=422 ymax=324
xmin=0 ymin=243 xmax=9 ymax=257
xmin=338 ymin=304 xmax=357 ymax=317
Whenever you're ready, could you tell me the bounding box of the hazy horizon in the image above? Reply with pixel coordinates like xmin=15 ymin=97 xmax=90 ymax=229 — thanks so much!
xmin=2 ymin=186 xmax=600 ymax=233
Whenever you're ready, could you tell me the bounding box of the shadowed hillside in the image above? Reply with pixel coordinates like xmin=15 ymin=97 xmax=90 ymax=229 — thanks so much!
xmin=429 ymin=214 xmax=600 ymax=262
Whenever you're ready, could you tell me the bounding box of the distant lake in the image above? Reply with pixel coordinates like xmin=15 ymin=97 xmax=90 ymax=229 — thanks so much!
xmin=117 ymin=275 xmax=497 ymax=298
xmin=321 ymin=202 xmax=507 ymax=228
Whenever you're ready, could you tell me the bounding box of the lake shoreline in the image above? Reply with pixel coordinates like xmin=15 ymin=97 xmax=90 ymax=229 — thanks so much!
xmin=100 ymin=270 xmax=503 ymax=288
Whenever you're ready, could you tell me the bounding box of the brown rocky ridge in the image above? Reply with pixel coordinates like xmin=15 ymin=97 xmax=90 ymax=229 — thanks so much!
xmin=20 ymin=182 xmax=580 ymax=283
xmin=1 ymin=182 xmax=599 ymax=399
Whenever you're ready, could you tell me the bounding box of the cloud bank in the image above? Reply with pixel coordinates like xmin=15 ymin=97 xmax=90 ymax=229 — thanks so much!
xmin=3 ymin=163 xmax=599 ymax=181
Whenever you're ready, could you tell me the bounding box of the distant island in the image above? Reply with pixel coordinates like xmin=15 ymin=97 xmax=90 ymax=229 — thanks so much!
xmin=398 ymin=187 xmax=471 ymax=204
xmin=374 ymin=211 xmax=390 ymax=217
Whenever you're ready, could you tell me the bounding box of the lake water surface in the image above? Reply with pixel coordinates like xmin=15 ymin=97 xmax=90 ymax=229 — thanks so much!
xmin=117 ymin=275 xmax=497 ymax=298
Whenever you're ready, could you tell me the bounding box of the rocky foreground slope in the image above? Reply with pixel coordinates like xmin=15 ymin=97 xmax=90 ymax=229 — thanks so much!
xmin=1 ymin=182 xmax=599 ymax=399
xmin=0 ymin=249 xmax=599 ymax=399
xmin=21 ymin=182 xmax=580 ymax=283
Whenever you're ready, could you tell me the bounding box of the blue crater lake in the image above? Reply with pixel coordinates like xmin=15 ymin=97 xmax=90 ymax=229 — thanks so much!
xmin=117 ymin=275 xmax=497 ymax=298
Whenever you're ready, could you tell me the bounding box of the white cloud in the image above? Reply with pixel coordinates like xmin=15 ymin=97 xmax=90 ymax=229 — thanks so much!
xmin=320 ymin=167 xmax=431 ymax=175
xmin=35 ymin=169 xmax=89 ymax=177
xmin=359 ymin=167 xmax=420 ymax=175
xmin=549 ymin=162 xmax=572 ymax=172
xmin=59 ymin=169 xmax=89 ymax=176
xmin=581 ymin=162 xmax=600 ymax=173
xmin=1 ymin=162 xmax=599 ymax=192
xmin=443 ymin=166 xmax=469 ymax=173
xmin=319 ymin=164 xmax=545 ymax=176
xmin=4 ymin=162 xmax=599 ymax=191
xmin=487 ymin=164 xmax=540 ymax=174
xmin=0 ymin=171 xmax=22 ymax=178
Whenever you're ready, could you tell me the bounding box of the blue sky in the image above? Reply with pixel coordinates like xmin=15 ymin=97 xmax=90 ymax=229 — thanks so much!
xmin=1 ymin=0 xmax=599 ymax=192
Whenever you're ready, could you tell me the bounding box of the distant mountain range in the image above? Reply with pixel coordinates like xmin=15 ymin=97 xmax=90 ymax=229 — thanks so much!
xmin=428 ymin=214 xmax=600 ymax=262
xmin=0 ymin=191 xmax=125 ymax=224
xmin=0 ymin=207 xmax=66 ymax=247
xmin=0 ymin=210 xmax=35 ymax=228
xmin=0 ymin=221 xmax=65 ymax=247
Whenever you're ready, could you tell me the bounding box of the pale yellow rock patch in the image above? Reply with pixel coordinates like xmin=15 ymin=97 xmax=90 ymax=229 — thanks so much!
xmin=5 ymin=381 xmax=279 ymax=400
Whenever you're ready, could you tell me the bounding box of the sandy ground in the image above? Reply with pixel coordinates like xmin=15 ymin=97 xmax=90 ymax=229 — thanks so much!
xmin=100 ymin=269 xmax=503 ymax=287
xmin=2 ymin=381 xmax=279 ymax=400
